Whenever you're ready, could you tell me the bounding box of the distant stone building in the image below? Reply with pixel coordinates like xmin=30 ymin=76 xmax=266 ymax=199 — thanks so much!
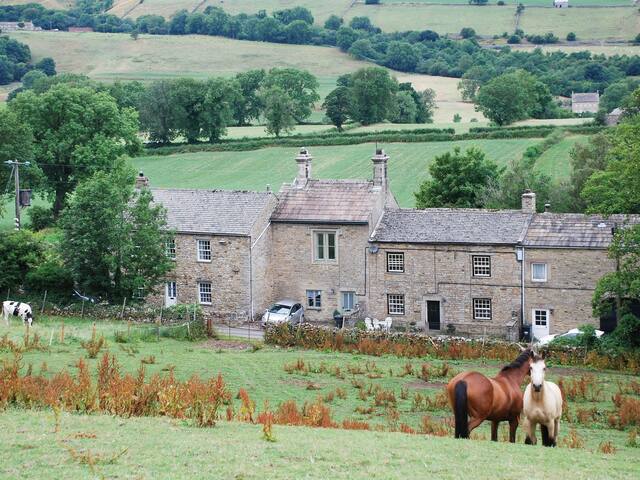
xmin=571 ymin=92 xmax=600 ymax=114
xmin=149 ymin=149 xmax=639 ymax=339
xmin=606 ymin=107 xmax=624 ymax=126
xmin=0 ymin=21 xmax=41 ymax=32
xmin=553 ymin=0 xmax=568 ymax=7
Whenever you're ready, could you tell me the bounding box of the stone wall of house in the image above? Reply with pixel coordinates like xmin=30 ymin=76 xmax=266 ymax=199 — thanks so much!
xmin=524 ymin=247 xmax=614 ymax=333
xmin=249 ymin=196 xmax=278 ymax=320
xmin=366 ymin=243 xmax=522 ymax=336
xmin=166 ymin=233 xmax=252 ymax=321
xmin=270 ymin=223 xmax=370 ymax=322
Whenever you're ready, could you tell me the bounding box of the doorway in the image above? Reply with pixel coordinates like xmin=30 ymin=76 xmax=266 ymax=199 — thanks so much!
xmin=165 ymin=281 xmax=177 ymax=307
xmin=532 ymin=309 xmax=550 ymax=339
xmin=426 ymin=300 xmax=441 ymax=331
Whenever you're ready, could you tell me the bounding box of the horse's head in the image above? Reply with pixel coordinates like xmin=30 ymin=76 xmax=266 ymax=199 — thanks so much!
xmin=530 ymin=353 xmax=546 ymax=392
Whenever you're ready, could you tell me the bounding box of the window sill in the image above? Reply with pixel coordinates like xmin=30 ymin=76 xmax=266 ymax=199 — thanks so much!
xmin=388 ymin=313 xmax=405 ymax=316
xmin=531 ymin=279 xmax=547 ymax=283
xmin=312 ymin=260 xmax=338 ymax=265
xmin=197 ymin=260 xmax=212 ymax=263
xmin=306 ymin=307 xmax=322 ymax=311
xmin=199 ymin=302 xmax=212 ymax=306
xmin=386 ymin=271 xmax=405 ymax=274
xmin=472 ymin=275 xmax=491 ymax=278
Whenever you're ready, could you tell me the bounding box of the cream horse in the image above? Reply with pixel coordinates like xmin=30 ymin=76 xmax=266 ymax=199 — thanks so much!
xmin=522 ymin=353 xmax=563 ymax=447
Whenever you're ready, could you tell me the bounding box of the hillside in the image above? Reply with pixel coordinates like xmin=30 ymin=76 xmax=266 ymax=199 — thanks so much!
xmin=7 ymin=31 xmax=481 ymax=122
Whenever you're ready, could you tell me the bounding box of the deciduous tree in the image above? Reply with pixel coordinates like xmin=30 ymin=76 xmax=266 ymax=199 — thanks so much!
xmin=322 ymin=86 xmax=352 ymax=131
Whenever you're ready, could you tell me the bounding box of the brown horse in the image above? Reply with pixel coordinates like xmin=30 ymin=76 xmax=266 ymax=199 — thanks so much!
xmin=446 ymin=347 xmax=533 ymax=442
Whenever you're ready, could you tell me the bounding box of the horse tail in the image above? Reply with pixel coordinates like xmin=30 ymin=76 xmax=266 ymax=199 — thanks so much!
xmin=454 ymin=380 xmax=469 ymax=439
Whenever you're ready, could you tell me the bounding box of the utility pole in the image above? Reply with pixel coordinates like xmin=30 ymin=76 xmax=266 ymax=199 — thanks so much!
xmin=4 ymin=160 xmax=31 ymax=230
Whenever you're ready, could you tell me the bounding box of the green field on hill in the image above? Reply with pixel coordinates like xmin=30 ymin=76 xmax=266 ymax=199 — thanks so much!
xmin=131 ymin=138 xmax=552 ymax=207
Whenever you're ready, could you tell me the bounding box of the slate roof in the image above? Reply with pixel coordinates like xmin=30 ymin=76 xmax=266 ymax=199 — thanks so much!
xmin=271 ymin=180 xmax=381 ymax=224
xmin=150 ymin=189 xmax=273 ymax=236
xmin=572 ymin=92 xmax=599 ymax=103
xmin=523 ymin=214 xmax=640 ymax=248
xmin=370 ymin=209 xmax=532 ymax=245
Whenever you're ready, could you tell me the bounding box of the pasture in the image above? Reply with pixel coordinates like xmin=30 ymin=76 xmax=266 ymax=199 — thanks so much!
xmin=0 ymin=316 xmax=638 ymax=479
xmin=132 ymin=138 xmax=547 ymax=207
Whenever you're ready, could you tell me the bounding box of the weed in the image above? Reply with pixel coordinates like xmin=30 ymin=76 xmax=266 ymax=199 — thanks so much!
xmin=598 ymin=441 xmax=616 ymax=454
xmin=342 ymin=419 xmax=370 ymax=430
xmin=237 ymin=389 xmax=255 ymax=423
xmin=626 ymin=428 xmax=638 ymax=448
xmin=374 ymin=389 xmax=397 ymax=407
xmin=335 ymin=387 xmax=347 ymax=400
xmin=420 ymin=415 xmax=450 ymax=436
xmin=140 ymin=355 xmax=156 ymax=365
xmin=560 ymin=428 xmax=585 ymax=449
xmin=80 ymin=325 xmax=106 ymax=359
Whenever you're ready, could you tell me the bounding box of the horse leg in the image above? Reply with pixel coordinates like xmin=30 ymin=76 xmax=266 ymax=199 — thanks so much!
xmin=509 ymin=417 xmax=519 ymax=443
xmin=553 ymin=418 xmax=560 ymax=447
xmin=491 ymin=421 xmax=499 ymax=442
xmin=541 ymin=424 xmax=551 ymax=447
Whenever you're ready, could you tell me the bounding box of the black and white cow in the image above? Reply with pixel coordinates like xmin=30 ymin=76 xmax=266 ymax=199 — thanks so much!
xmin=2 ymin=301 xmax=33 ymax=326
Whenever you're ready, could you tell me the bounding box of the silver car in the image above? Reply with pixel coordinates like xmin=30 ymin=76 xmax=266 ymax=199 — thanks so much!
xmin=261 ymin=299 xmax=304 ymax=327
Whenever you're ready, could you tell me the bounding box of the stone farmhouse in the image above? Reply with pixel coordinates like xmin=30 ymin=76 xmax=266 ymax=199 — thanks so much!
xmin=147 ymin=148 xmax=637 ymax=339
xmin=571 ymin=92 xmax=600 ymax=114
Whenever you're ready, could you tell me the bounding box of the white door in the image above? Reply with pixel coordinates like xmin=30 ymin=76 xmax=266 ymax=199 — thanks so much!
xmin=165 ymin=281 xmax=177 ymax=307
xmin=532 ymin=309 xmax=550 ymax=340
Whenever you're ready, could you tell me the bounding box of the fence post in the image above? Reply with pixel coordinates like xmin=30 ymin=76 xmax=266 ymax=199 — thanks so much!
xmin=49 ymin=328 xmax=54 ymax=347
xmin=81 ymin=299 xmax=85 ymax=318
xmin=120 ymin=297 xmax=127 ymax=319
xmin=157 ymin=305 xmax=163 ymax=342
xmin=41 ymin=290 xmax=47 ymax=315
xmin=60 ymin=320 xmax=65 ymax=343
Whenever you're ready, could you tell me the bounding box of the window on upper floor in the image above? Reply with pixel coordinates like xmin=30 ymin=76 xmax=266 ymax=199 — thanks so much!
xmin=532 ymin=263 xmax=547 ymax=282
xmin=473 ymin=298 xmax=492 ymax=321
xmin=386 ymin=252 xmax=405 ymax=273
xmin=197 ymin=239 xmax=211 ymax=262
xmin=314 ymin=231 xmax=337 ymax=262
xmin=387 ymin=294 xmax=405 ymax=315
xmin=472 ymin=256 xmax=491 ymax=277
xmin=166 ymin=238 xmax=176 ymax=260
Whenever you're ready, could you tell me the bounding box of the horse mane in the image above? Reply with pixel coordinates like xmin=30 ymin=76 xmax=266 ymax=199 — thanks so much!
xmin=500 ymin=349 xmax=532 ymax=372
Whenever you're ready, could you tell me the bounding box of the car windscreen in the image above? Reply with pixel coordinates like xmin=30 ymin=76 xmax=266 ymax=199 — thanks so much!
xmin=268 ymin=304 xmax=290 ymax=314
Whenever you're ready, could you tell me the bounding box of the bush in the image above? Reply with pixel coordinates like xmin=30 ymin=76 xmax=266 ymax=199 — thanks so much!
xmin=497 ymin=1 xmax=505 ymax=5
xmin=567 ymin=32 xmax=576 ymax=42
xmin=453 ymin=113 xmax=462 ymax=123
xmin=507 ymin=35 xmax=521 ymax=45
xmin=612 ymin=314 xmax=640 ymax=349
xmin=27 ymin=205 xmax=55 ymax=231
xmin=460 ymin=27 xmax=476 ymax=39
xmin=24 ymin=259 xmax=74 ymax=296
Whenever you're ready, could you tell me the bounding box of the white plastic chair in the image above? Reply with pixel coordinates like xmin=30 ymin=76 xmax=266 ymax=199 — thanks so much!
xmin=373 ymin=318 xmax=381 ymax=330
xmin=364 ymin=317 xmax=375 ymax=331
xmin=383 ymin=317 xmax=393 ymax=332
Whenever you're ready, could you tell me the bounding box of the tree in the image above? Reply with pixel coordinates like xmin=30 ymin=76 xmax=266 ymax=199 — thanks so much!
xmin=460 ymin=27 xmax=476 ymax=39
xmin=0 ymin=109 xmax=34 ymax=214
xmin=284 ymin=20 xmax=312 ymax=44
xmin=322 ymin=86 xmax=352 ymax=131
xmin=414 ymin=147 xmax=502 ymax=209
xmin=592 ymin=225 xmax=640 ymax=325
xmin=324 ymin=15 xmax=343 ymax=30
xmin=104 ymin=80 xmax=147 ymax=110
xmin=349 ymin=16 xmax=375 ymax=32
xmin=566 ymin=32 xmax=576 ymax=41
xmin=170 ymin=78 xmax=205 ymax=143
xmin=259 ymin=85 xmax=296 ymax=137
xmin=201 ymin=78 xmax=237 ymax=142
xmin=348 ymin=39 xmax=378 ymax=61
xmin=392 ymin=91 xmax=417 ymax=123
xmin=385 ymin=42 xmax=420 ymax=72
xmin=273 ymin=7 xmax=314 ymax=25
xmin=10 ymin=84 xmax=141 ymax=216
xmin=233 ymin=70 xmax=266 ymax=125
xmin=35 ymin=57 xmax=56 ymax=76
xmin=475 ymin=70 xmax=549 ymax=125
xmin=567 ymin=133 xmax=611 ymax=211
xmin=20 ymin=69 xmax=46 ymax=89
xmin=349 ymin=67 xmax=398 ymax=125
xmin=138 ymin=80 xmax=179 ymax=144
xmin=60 ymin=166 xmax=173 ymax=300
xmin=263 ymin=68 xmax=319 ymax=122
xmin=418 ymin=88 xmax=437 ymax=123
xmin=582 ymin=114 xmax=640 ymax=214
xmin=0 ymin=230 xmax=45 ymax=291
xmin=469 ymin=0 xmax=488 ymax=4
xmin=336 ymin=26 xmax=359 ymax=52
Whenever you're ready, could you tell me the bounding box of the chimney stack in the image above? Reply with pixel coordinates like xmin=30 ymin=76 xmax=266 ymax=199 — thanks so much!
xmin=521 ymin=190 xmax=536 ymax=214
xmin=544 ymin=203 xmax=551 ymax=213
xmin=372 ymin=148 xmax=389 ymax=188
xmin=294 ymin=147 xmax=312 ymax=187
xmin=135 ymin=171 xmax=149 ymax=189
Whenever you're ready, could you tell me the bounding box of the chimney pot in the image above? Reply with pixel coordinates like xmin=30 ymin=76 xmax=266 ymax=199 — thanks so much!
xmin=544 ymin=203 xmax=551 ymax=213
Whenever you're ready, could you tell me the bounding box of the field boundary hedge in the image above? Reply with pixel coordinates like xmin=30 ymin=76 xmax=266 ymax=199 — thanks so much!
xmin=264 ymin=323 xmax=640 ymax=373
xmin=143 ymin=124 xmax=605 ymax=156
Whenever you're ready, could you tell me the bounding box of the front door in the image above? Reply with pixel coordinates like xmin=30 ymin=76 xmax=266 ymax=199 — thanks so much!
xmin=532 ymin=309 xmax=550 ymax=339
xmin=426 ymin=301 xmax=441 ymax=331
xmin=165 ymin=281 xmax=177 ymax=307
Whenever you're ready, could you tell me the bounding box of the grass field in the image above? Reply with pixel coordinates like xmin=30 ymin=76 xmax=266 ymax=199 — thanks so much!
xmin=6 ymin=31 xmax=473 ymax=119
xmin=537 ymin=135 xmax=587 ymax=180
xmin=131 ymin=139 xmax=543 ymax=207
xmin=0 ymin=316 xmax=638 ymax=479
xmin=507 ymin=44 xmax=640 ymax=57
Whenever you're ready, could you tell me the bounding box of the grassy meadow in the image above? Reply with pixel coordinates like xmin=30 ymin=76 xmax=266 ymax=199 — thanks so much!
xmin=0 ymin=316 xmax=639 ymax=479
xmin=132 ymin=138 xmax=545 ymax=207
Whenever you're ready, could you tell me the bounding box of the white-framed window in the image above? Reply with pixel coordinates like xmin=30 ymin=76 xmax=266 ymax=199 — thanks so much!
xmin=473 ymin=298 xmax=492 ymax=321
xmin=314 ymin=231 xmax=337 ymax=262
xmin=166 ymin=281 xmax=177 ymax=298
xmin=387 ymin=294 xmax=405 ymax=315
xmin=133 ymin=287 xmax=145 ymax=299
xmin=198 ymin=282 xmax=212 ymax=304
xmin=197 ymin=239 xmax=211 ymax=262
xmin=166 ymin=238 xmax=176 ymax=260
xmin=386 ymin=252 xmax=405 ymax=273
xmin=342 ymin=291 xmax=355 ymax=311
xmin=306 ymin=290 xmax=322 ymax=309
xmin=533 ymin=309 xmax=549 ymax=327
xmin=532 ymin=263 xmax=548 ymax=282
xmin=472 ymin=256 xmax=491 ymax=277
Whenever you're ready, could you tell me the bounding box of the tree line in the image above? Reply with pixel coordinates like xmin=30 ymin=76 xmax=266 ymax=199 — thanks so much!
xmin=0 ymin=35 xmax=56 ymax=84
xmin=2 ymin=4 xmax=640 ymax=97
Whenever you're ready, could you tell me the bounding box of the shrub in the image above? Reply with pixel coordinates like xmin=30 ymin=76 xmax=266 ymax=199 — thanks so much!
xmin=612 ymin=313 xmax=640 ymax=349
xmin=27 ymin=206 xmax=55 ymax=231
xmin=81 ymin=325 xmax=106 ymax=359
xmin=24 ymin=259 xmax=74 ymax=297
xmin=567 ymin=32 xmax=576 ymax=41
xmin=460 ymin=27 xmax=476 ymax=39
xmin=507 ymin=35 xmax=521 ymax=45
xmin=497 ymin=1 xmax=505 ymax=5
xmin=453 ymin=113 xmax=462 ymax=123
